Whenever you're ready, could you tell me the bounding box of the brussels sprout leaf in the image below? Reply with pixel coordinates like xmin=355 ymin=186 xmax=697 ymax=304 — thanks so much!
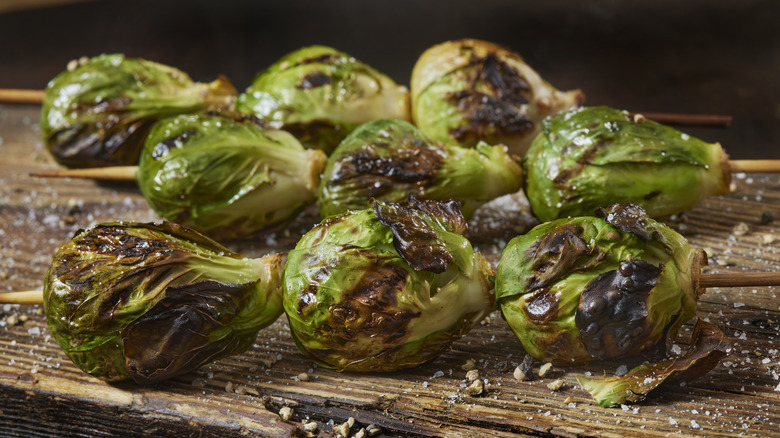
xmin=577 ymin=319 xmax=730 ymax=407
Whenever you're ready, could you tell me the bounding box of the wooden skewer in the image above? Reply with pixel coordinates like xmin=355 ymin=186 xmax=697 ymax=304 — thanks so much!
xmin=727 ymin=160 xmax=780 ymax=174
xmin=0 ymin=89 xmax=46 ymax=104
xmin=2 ymin=271 xmax=779 ymax=305
xmin=0 ymin=88 xmax=732 ymax=128
xmin=31 ymin=166 xmax=138 ymax=181
xmin=630 ymin=111 xmax=732 ymax=128
xmin=29 ymin=159 xmax=780 ymax=183
xmin=0 ymin=290 xmax=45 ymax=304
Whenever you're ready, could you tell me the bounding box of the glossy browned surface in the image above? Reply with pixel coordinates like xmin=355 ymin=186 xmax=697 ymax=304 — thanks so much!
xmin=2 ymin=99 xmax=780 ymax=436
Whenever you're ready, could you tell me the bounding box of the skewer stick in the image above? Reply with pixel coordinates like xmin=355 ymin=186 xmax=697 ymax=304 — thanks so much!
xmin=630 ymin=112 xmax=732 ymax=128
xmin=29 ymin=159 xmax=780 ymax=183
xmin=728 ymin=160 xmax=780 ymax=174
xmin=1 ymin=271 xmax=778 ymax=305
xmin=0 ymin=89 xmax=46 ymax=104
xmin=0 ymin=290 xmax=45 ymax=304
xmin=31 ymin=166 xmax=138 ymax=181
xmin=0 ymin=88 xmax=733 ymax=128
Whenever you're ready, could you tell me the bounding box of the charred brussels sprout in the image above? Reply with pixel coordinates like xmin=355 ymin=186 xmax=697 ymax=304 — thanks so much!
xmin=524 ymin=106 xmax=731 ymax=222
xmin=41 ymin=54 xmax=237 ymax=167
xmin=283 ymin=198 xmax=494 ymax=372
xmin=317 ymin=119 xmax=523 ymax=218
xmin=137 ymin=113 xmax=327 ymax=239
xmin=411 ymin=39 xmax=584 ymax=156
xmin=494 ymin=203 xmax=705 ymax=364
xmin=43 ymin=222 xmax=283 ymax=384
xmin=237 ymin=46 xmax=410 ymax=154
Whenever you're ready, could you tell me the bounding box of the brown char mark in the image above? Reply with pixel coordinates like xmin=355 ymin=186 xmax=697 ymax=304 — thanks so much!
xmin=575 ymin=259 xmax=663 ymax=360
xmin=297 ymin=72 xmax=332 ymax=89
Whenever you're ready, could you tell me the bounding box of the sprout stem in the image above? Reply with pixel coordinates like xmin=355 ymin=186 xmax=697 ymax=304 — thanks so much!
xmin=0 ymin=290 xmax=43 ymax=304
xmin=0 ymin=88 xmax=45 ymax=104
xmin=31 ymin=166 xmax=139 ymax=181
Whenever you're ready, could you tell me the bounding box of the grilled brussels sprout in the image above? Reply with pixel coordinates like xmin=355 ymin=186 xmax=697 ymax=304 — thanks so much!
xmin=42 ymin=222 xmax=283 ymax=384
xmin=411 ymin=39 xmax=584 ymax=156
xmin=317 ymin=119 xmax=523 ymax=218
xmin=494 ymin=203 xmax=705 ymax=364
xmin=41 ymin=54 xmax=237 ymax=167
xmin=136 ymin=113 xmax=327 ymax=239
xmin=524 ymin=106 xmax=731 ymax=222
xmin=237 ymin=45 xmax=410 ymax=154
xmin=283 ymin=198 xmax=494 ymax=372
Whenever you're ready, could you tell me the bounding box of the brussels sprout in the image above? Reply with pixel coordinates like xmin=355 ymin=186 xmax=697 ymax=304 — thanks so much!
xmin=317 ymin=119 xmax=523 ymax=219
xmin=494 ymin=203 xmax=705 ymax=364
xmin=43 ymin=222 xmax=283 ymax=384
xmin=283 ymin=198 xmax=494 ymax=372
xmin=236 ymin=45 xmax=410 ymax=154
xmin=410 ymin=39 xmax=584 ymax=156
xmin=41 ymin=54 xmax=237 ymax=168
xmin=524 ymin=106 xmax=731 ymax=222
xmin=137 ymin=113 xmax=327 ymax=239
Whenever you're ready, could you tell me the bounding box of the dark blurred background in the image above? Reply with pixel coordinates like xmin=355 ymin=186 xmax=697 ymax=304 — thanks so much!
xmin=1 ymin=0 xmax=777 ymax=158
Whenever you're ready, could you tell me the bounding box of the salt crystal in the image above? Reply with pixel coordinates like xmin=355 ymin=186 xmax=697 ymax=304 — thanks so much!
xmin=669 ymin=417 xmax=678 ymax=426
xmin=432 ymin=370 xmax=444 ymax=378
xmin=616 ymin=365 xmax=628 ymax=376
xmin=691 ymin=420 xmax=700 ymax=429
xmin=27 ymin=327 xmax=41 ymax=335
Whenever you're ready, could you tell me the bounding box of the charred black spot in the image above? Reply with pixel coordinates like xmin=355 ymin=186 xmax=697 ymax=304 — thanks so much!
xmin=152 ymin=129 xmax=197 ymax=159
xmin=374 ymin=198 xmax=466 ymax=273
xmin=321 ymin=253 xmax=418 ymax=343
xmin=575 ymin=259 xmax=663 ymax=360
xmin=48 ymin=118 xmax=154 ymax=167
xmin=643 ymin=190 xmax=661 ymax=200
xmin=596 ymin=203 xmax=661 ymax=242
xmin=525 ymin=224 xmax=598 ymax=290
xmin=122 ymin=279 xmax=254 ymax=385
xmin=576 ymin=138 xmax=612 ymax=165
xmin=478 ymin=53 xmax=530 ymax=104
xmin=523 ymin=288 xmax=559 ymax=324
xmin=74 ymin=226 xmax=171 ymax=258
xmin=448 ymin=90 xmax=534 ymax=141
xmin=332 ymin=141 xmax=444 ymax=190
xmin=297 ymin=72 xmax=332 ymax=89
xmin=299 ymin=54 xmax=340 ymax=65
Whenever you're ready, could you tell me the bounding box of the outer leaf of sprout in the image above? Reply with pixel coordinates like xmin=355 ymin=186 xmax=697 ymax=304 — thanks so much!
xmin=137 ymin=113 xmax=327 ymax=239
xmin=42 ymin=222 xmax=283 ymax=384
xmin=494 ymin=203 xmax=703 ymax=364
xmin=523 ymin=106 xmax=731 ymax=222
xmin=577 ymin=319 xmax=730 ymax=407
xmin=237 ymin=46 xmax=410 ymax=154
xmin=282 ymin=198 xmax=494 ymax=372
xmin=318 ymin=118 xmax=523 ymax=218
xmin=411 ymin=39 xmax=583 ymax=156
xmin=40 ymin=54 xmax=236 ymax=167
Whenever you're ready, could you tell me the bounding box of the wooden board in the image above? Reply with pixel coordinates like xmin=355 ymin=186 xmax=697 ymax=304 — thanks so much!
xmin=1 ymin=103 xmax=779 ymax=437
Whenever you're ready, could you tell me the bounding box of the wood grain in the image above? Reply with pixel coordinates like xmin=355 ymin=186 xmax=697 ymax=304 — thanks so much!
xmin=1 ymin=103 xmax=779 ymax=437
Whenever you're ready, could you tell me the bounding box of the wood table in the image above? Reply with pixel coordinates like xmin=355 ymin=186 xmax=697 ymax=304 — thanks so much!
xmin=1 ymin=102 xmax=779 ymax=437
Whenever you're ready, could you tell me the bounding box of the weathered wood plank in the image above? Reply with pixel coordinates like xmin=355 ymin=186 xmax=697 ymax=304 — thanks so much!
xmin=1 ymin=103 xmax=780 ymax=437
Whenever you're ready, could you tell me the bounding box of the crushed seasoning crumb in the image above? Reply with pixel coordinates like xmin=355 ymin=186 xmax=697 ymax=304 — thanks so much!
xmin=547 ymin=379 xmax=565 ymax=391
xmin=538 ymin=362 xmax=553 ymax=378
xmin=467 ymin=379 xmax=485 ymax=396
xmin=279 ymin=406 xmax=293 ymax=421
